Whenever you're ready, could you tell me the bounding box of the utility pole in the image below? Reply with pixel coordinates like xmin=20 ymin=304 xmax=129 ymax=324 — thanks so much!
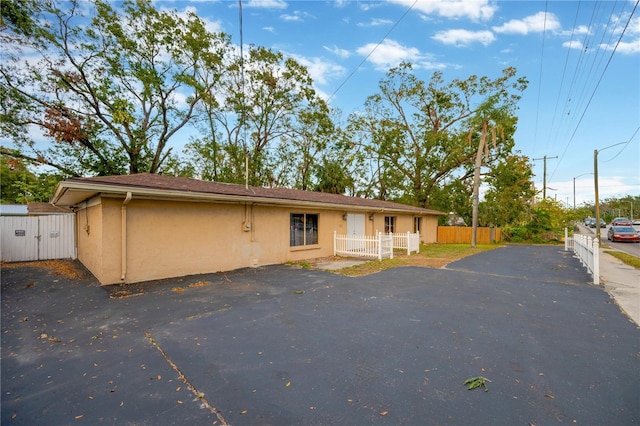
xmin=533 ymin=155 xmax=558 ymax=199
xmin=594 ymin=149 xmax=601 ymax=240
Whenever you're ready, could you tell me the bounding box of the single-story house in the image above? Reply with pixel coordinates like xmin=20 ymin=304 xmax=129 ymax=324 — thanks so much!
xmin=51 ymin=174 xmax=445 ymax=285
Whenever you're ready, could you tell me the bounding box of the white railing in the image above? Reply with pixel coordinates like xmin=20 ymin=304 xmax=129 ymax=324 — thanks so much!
xmin=564 ymin=227 xmax=574 ymax=250
xmin=334 ymin=231 xmax=394 ymax=260
xmin=572 ymin=232 xmax=600 ymax=285
xmin=388 ymin=231 xmax=420 ymax=255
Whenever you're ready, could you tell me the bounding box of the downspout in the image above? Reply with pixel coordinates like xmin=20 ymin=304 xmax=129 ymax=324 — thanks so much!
xmin=121 ymin=192 xmax=132 ymax=281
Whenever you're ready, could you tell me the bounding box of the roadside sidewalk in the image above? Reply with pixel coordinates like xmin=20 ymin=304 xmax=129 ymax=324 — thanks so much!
xmin=599 ymin=249 xmax=640 ymax=326
xmin=576 ymin=224 xmax=640 ymax=326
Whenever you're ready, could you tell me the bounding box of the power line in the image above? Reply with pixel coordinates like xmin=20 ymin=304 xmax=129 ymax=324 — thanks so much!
xmin=601 ymin=126 xmax=640 ymax=163
xmin=532 ymin=0 xmax=549 ymax=158
xmin=549 ymin=0 xmax=639 ymax=181
xmin=327 ymin=0 xmax=417 ymax=103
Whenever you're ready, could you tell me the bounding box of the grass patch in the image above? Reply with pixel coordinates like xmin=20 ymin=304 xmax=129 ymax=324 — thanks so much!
xmin=604 ymin=250 xmax=640 ymax=269
xmin=333 ymin=243 xmax=501 ymax=277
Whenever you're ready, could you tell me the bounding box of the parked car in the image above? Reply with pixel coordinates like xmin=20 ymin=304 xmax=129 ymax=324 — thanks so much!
xmin=632 ymin=219 xmax=640 ymax=226
xmin=611 ymin=217 xmax=632 ymax=226
xmin=588 ymin=218 xmax=605 ymax=228
xmin=607 ymin=226 xmax=640 ymax=242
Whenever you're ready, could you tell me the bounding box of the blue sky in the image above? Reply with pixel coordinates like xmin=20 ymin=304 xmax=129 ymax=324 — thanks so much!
xmin=158 ymin=0 xmax=639 ymax=207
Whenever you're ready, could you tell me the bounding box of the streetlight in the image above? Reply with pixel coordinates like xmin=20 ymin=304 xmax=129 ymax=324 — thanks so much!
xmin=594 ymin=141 xmax=627 ymax=240
xmin=573 ymin=173 xmax=594 ymax=209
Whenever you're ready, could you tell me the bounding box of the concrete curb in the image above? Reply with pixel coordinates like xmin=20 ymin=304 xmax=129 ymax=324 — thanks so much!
xmin=599 ymin=249 xmax=640 ymax=326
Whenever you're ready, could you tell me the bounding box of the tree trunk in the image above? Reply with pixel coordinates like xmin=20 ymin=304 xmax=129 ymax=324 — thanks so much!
xmin=471 ymin=120 xmax=487 ymax=248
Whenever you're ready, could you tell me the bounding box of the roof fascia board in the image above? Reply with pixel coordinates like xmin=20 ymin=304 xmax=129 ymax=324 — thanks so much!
xmin=54 ymin=181 xmax=437 ymax=215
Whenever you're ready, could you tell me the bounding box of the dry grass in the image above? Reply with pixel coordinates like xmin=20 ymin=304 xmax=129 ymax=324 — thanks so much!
xmin=307 ymin=243 xmax=501 ymax=277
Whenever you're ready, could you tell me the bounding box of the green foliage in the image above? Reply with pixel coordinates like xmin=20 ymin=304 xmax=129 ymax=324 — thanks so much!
xmin=184 ymin=44 xmax=337 ymax=188
xmin=345 ymin=63 xmax=527 ymax=208
xmin=582 ymin=195 xmax=640 ymax=222
xmin=502 ymin=198 xmax=573 ymax=243
xmin=2 ymin=0 xmax=538 ymax=219
xmin=479 ymin=153 xmax=536 ymax=227
xmin=2 ymin=0 xmax=229 ymax=176
xmin=463 ymin=376 xmax=490 ymax=392
xmin=0 ymin=156 xmax=63 ymax=203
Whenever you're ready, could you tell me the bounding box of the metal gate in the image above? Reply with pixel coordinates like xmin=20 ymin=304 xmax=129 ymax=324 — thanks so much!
xmin=1 ymin=215 xmax=76 ymax=262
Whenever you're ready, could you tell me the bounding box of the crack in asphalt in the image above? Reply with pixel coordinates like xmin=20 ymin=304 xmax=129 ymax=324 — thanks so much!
xmin=144 ymin=330 xmax=228 ymax=425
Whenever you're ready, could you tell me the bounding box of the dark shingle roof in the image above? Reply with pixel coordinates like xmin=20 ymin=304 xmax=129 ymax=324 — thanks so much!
xmin=60 ymin=174 xmax=445 ymax=215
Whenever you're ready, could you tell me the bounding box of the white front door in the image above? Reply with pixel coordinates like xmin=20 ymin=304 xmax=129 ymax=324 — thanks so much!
xmin=346 ymin=214 xmax=365 ymax=251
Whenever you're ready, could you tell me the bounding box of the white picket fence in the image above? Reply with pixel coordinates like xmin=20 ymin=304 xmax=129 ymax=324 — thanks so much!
xmin=567 ymin=229 xmax=600 ymax=285
xmin=333 ymin=231 xmax=420 ymax=260
xmin=387 ymin=231 xmax=420 ymax=255
xmin=334 ymin=231 xmax=394 ymax=260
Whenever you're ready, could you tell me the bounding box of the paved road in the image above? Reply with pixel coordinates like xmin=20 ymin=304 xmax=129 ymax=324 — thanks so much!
xmin=2 ymin=245 xmax=639 ymax=425
xmin=579 ymin=224 xmax=640 ymax=257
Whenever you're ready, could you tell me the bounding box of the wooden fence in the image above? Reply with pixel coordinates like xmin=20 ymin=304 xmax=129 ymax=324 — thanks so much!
xmin=437 ymin=226 xmax=501 ymax=244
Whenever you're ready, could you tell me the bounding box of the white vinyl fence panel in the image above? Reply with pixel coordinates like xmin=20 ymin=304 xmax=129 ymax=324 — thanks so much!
xmin=568 ymin=230 xmax=600 ymax=286
xmin=334 ymin=231 xmax=394 ymax=260
xmin=388 ymin=232 xmax=420 ymax=255
xmin=1 ymin=215 xmax=76 ymax=262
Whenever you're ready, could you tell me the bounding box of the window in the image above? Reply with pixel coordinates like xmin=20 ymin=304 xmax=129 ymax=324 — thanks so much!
xmin=290 ymin=213 xmax=318 ymax=247
xmin=384 ymin=216 xmax=396 ymax=233
xmin=414 ymin=217 xmax=422 ymax=233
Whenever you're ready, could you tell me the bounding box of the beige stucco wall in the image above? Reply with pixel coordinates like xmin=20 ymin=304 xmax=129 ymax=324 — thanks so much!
xmin=422 ymin=215 xmax=439 ymax=243
xmin=75 ymin=196 xmax=441 ymax=285
xmin=76 ymin=200 xmax=104 ymax=281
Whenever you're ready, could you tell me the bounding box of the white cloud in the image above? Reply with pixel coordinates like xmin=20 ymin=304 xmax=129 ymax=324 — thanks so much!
xmin=281 ymin=10 xmax=314 ymax=22
xmin=432 ymin=29 xmax=495 ymax=47
xmin=550 ymin=176 xmax=639 ymax=206
xmin=287 ymin=54 xmax=346 ymax=86
xmin=244 ymin=0 xmax=287 ymax=9
xmin=389 ymin=0 xmax=496 ymax=21
xmin=356 ymin=39 xmax=445 ymax=71
xmin=601 ymin=38 xmax=640 ymax=54
xmin=493 ymin=11 xmax=561 ymax=35
xmin=560 ymin=24 xmax=590 ymax=38
xmin=171 ymin=6 xmax=223 ymax=34
xmin=323 ymin=45 xmax=350 ymax=59
xmin=562 ymin=39 xmax=584 ymax=50
xmin=357 ymin=18 xmax=393 ymax=28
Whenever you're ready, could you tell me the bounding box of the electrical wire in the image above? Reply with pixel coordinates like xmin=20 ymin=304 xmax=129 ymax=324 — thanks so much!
xmin=601 ymin=126 xmax=640 ymax=163
xmin=532 ymin=0 xmax=549 ymax=158
xmin=548 ymin=0 xmax=639 ymax=181
xmin=327 ymin=0 xmax=418 ymax=103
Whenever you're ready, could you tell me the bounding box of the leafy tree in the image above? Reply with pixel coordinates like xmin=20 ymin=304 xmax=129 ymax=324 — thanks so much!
xmin=345 ymin=63 xmax=527 ymax=208
xmin=185 ymin=45 xmax=335 ymax=188
xmin=0 ymin=155 xmax=62 ymax=203
xmin=1 ymin=0 xmax=228 ymax=176
xmin=428 ymin=178 xmax=474 ymax=225
xmin=479 ymin=153 xmax=536 ymax=227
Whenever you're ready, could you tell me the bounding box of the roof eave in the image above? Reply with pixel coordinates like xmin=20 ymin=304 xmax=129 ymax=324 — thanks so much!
xmin=52 ymin=181 xmax=443 ymax=215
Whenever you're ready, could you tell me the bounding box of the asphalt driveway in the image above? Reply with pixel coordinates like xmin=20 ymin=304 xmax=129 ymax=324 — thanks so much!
xmin=2 ymin=245 xmax=639 ymax=425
